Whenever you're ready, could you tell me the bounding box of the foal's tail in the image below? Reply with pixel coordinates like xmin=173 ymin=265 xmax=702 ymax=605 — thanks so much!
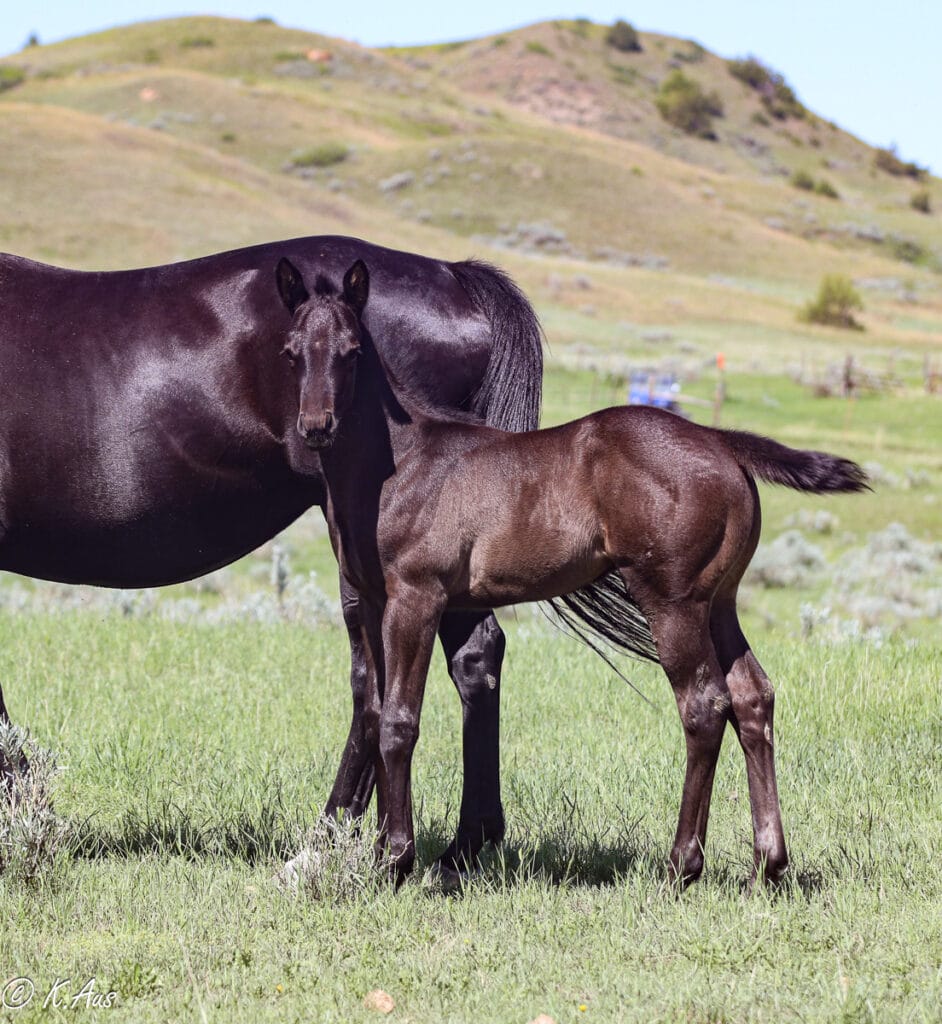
xmin=450 ymin=259 xmax=543 ymax=432
xmin=722 ymin=430 xmax=870 ymax=494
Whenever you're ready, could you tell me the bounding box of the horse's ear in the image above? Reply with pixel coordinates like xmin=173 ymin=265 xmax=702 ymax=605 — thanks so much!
xmin=276 ymin=258 xmax=309 ymax=314
xmin=342 ymin=260 xmax=370 ymax=315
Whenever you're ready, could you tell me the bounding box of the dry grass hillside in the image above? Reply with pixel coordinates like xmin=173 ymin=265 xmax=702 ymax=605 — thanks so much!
xmin=1 ymin=15 xmax=940 ymax=376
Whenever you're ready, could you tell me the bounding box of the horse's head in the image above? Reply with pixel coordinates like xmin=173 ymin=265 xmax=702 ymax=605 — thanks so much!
xmin=275 ymin=257 xmax=369 ymax=450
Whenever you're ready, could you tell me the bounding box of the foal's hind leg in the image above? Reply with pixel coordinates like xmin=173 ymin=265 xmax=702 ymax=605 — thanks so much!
xmin=643 ymin=596 xmax=732 ymax=885
xmin=710 ymin=599 xmax=788 ymax=884
xmin=433 ymin=610 xmax=506 ymax=875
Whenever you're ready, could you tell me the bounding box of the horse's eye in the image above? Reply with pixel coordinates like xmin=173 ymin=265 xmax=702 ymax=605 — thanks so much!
xmin=280 ymin=347 xmax=297 ymax=366
xmin=345 ymin=346 xmax=361 ymax=360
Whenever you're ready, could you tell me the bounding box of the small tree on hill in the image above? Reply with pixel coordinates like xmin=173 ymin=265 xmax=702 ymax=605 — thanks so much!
xmin=655 ymin=70 xmax=723 ymax=139
xmin=606 ymin=19 xmax=642 ymax=53
xmin=799 ymin=275 xmax=864 ymax=330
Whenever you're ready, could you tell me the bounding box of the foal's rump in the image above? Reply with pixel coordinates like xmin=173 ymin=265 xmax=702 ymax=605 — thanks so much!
xmin=545 ymin=406 xmax=868 ymax=663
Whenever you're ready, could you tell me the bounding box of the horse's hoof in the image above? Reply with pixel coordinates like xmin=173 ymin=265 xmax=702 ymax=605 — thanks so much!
xmin=423 ymin=859 xmax=470 ymax=893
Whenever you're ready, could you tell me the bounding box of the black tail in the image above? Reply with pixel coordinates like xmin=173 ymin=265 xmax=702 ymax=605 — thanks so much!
xmin=722 ymin=430 xmax=870 ymax=493
xmin=450 ymin=259 xmax=543 ymax=432
xmin=547 ymin=572 xmax=659 ymax=667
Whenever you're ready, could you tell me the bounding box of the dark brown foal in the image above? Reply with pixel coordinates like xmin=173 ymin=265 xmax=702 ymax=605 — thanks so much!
xmin=276 ymin=257 xmax=868 ymax=886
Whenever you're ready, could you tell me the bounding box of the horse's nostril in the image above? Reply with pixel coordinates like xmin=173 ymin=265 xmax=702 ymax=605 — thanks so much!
xmin=324 ymin=412 xmax=334 ymax=432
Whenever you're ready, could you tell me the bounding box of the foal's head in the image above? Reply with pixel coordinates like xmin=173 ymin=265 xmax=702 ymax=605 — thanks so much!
xmin=275 ymin=257 xmax=369 ymax=449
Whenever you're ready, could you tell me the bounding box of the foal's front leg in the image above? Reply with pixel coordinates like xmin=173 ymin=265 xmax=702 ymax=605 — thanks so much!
xmin=375 ymin=584 xmax=445 ymax=882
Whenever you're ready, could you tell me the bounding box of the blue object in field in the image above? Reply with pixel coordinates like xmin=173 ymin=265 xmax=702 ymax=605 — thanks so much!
xmin=628 ymin=372 xmax=681 ymax=410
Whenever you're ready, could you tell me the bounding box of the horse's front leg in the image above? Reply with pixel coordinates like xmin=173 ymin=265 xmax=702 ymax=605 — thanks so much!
xmin=323 ymin=574 xmax=377 ymax=822
xmin=434 ymin=610 xmax=505 ymax=874
xmin=375 ymin=584 xmax=445 ymax=883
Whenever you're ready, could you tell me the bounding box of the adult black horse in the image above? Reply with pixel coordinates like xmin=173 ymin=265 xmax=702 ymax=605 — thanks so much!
xmin=0 ymin=235 xmax=542 ymax=872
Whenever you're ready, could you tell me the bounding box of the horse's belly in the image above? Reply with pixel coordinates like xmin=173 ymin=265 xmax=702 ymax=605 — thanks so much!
xmin=0 ymin=480 xmax=315 ymax=588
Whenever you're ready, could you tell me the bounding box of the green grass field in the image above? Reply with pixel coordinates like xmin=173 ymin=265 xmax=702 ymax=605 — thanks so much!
xmin=0 ymin=368 xmax=939 ymax=1023
xmin=0 ymin=615 xmax=939 ymax=1022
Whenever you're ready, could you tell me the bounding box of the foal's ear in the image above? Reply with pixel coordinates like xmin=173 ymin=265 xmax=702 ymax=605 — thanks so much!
xmin=275 ymin=257 xmax=310 ymax=314
xmin=342 ymin=260 xmax=370 ymax=315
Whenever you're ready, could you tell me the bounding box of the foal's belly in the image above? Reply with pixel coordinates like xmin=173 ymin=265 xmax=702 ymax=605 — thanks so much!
xmin=456 ymin=529 xmax=609 ymax=609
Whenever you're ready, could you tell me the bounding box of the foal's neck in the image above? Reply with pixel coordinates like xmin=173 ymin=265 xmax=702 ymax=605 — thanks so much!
xmin=319 ymin=341 xmax=425 ymax=502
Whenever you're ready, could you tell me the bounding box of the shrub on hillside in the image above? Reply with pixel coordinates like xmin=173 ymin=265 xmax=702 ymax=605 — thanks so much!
xmin=874 ymin=146 xmax=925 ymax=180
xmin=655 ymin=70 xmax=723 ymax=139
xmin=728 ymin=55 xmax=804 ymax=120
xmin=606 ymin=20 xmax=642 ymax=53
xmin=289 ymin=142 xmax=350 ymax=168
xmin=799 ymin=275 xmax=864 ymax=330
xmin=0 ymin=66 xmax=26 ymax=92
xmin=910 ymin=189 xmax=931 ymax=214
xmin=814 ymin=178 xmax=839 ymax=199
xmin=791 ymin=169 xmax=814 ymax=191
xmin=525 ymin=41 xmax=552 ymax=57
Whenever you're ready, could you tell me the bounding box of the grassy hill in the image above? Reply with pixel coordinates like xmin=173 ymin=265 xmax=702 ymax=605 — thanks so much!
xmin=2 ymin=18 xmax=939 ymax=330
xmin=1 ymin=13 xmax=940 ymax=494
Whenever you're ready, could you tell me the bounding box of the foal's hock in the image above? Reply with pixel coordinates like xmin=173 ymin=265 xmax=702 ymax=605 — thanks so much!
xmin=277 ymin=256 xmax=870 ymax=887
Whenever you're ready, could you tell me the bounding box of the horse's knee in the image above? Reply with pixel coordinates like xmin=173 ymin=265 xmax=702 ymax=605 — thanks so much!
xmin=363 ymin=705 xmax=381 ymax=751
xmin=446 ymin=615 xmax=505 ymax=700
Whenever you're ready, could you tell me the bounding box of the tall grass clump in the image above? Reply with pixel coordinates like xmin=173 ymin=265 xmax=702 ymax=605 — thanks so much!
xmin=655 ymin=70 xmax=723 ymax=139
xmin=606 ymin=19 xmax=642 ymax=53
xmin=799 ymin=274 xmax=864 ymax=330
xmin=0 ymin=725 xmax=69 ymax=885
xmin=276 ymin=814 xmax=382 ymax=901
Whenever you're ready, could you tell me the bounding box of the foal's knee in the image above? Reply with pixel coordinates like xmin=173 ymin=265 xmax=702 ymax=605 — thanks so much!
xmin=379 ymin=708 xmax=420 ymax=760
xmin=678 ymin=676 xmax=731 ymax=744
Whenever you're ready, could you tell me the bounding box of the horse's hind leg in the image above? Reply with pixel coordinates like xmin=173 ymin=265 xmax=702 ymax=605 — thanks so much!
xmin=433 ymin=610 xmax=505 ymax=875
xmin=710 ymin=598 xmax=788 ymax=884
xmin=323 ymin=576 xmax=377 ymax=821
xmin=643 ymin=596 xmax=732 ymax=885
